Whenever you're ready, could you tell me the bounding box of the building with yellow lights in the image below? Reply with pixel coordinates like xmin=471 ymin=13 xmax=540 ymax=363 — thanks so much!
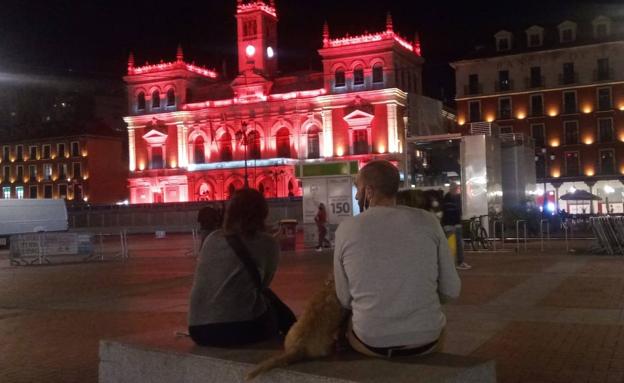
xmin=452 ymin=15 xmax=624 ymax=214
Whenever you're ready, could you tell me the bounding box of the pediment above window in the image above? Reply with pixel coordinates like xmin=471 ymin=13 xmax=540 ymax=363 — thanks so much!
xmin=343 ymin=109 xmax=374 ymax=127
xmin=142 ymin=129 xmax=168 ymax=145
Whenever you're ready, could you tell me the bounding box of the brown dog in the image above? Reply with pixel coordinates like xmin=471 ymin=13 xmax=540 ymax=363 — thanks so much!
xmin=246 ymin=279 xmax=345 ymax=380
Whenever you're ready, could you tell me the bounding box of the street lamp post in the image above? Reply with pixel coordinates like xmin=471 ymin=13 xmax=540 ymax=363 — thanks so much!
xmin=236 ymin=121 xmax=250 ymax=188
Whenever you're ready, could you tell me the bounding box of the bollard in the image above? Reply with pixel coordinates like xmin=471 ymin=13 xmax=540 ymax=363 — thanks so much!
xmin=539 ymin=219 xmax=550 ymax=252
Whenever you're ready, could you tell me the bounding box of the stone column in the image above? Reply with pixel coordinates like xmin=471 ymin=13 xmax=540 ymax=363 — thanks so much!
xmin=128 ymin=128 xmax=136 ymax=171
xmin=387 ymin=103 xmax=399 ymax=153
xmin=177 ymin=124 xmax=187 ymax=168
xmin=321 ymin=109 xmax=333 ymax=157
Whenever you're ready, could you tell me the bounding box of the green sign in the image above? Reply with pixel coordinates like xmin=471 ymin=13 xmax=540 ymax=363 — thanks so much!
xmin=296 ymin=161 xmax=358 ymax=177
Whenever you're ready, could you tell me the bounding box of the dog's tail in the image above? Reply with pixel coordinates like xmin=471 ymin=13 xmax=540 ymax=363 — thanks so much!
xmin=245 ymin=349 xmax=305 ymax=381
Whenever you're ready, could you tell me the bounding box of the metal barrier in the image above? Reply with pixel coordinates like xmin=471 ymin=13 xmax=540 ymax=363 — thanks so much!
xmin=185 ymin=228 xmax=201 ymax=257
xmin=515 ymin=220 xmax=528 ymax=252
xmin=491 ymin=219 xmax=505 ymax=251
xmin=590 ymin=216 xmax=624 ymax=255
xmin=539 ymin=219 xmax=550 ymax=252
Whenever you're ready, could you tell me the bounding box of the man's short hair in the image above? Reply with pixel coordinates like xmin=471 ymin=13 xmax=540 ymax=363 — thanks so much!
xmin=359 ymin=160 xmax=400 ymax=198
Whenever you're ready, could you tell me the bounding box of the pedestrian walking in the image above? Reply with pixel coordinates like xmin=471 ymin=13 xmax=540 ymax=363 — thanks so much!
xmin=314 ymin=203 xmax=331 ymax=251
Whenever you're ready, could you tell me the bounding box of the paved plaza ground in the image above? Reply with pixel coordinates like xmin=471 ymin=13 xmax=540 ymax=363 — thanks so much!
xmin=1 ymin=234 xmax=624 ymax=382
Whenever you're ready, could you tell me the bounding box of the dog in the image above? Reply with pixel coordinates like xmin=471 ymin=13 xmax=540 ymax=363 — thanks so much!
xmin=245 ymin=279 xmax=345 ymax=380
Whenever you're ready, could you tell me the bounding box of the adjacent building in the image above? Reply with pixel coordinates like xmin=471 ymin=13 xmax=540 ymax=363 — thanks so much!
xmin=0 ymin=74 xmax=128 ymax=204
xmin=452 ymin=15 xmax=624 ymax=214
xmin=124 ymin=0 xmax=425 ymax=203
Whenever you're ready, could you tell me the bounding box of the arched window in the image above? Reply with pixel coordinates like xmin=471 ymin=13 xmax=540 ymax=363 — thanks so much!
xmin=307 ymin=126 xmax=320 ymax=159
xmin=152 ymin=90 xmax=160 ymax=108
xmin=372 ymin=63 xmax=383 ymax=83
xmin=193 ymin=136 xmax=205 ymax=164
xmin=166 ymin=89 xmax=175 ymax=106
xmin=247 ymin=130 xmax=261 ymax=160
xmin=137 ymin=92 xmax=146 ymax=111
xmin=353 ymin=66 xmax=364 ymax=85
xmin=276 ymin=128 xmax=291 ymax=158
xmin=335 ymin=69 xmax=346 ymax=87
xmin=288 ymin=180 xmax=294 ymax=197
xmin=219 ymin=132 xmax=233 ymax=162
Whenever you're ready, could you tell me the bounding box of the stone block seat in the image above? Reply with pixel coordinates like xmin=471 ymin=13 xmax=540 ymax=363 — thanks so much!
xmin=99 ymin=331 xmax=496 ymax=383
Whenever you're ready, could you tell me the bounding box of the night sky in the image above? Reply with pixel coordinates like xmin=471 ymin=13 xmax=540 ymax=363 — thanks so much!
xmin=0 ymin=0 xmax=621 ymax=104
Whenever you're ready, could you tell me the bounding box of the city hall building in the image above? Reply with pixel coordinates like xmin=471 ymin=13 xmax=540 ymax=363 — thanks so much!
xmin=124 ymin=0 xmax=423 ymax=203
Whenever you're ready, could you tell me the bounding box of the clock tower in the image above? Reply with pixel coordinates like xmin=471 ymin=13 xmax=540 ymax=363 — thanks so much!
xmin=235 ymin=0 xmax=278 ymax=77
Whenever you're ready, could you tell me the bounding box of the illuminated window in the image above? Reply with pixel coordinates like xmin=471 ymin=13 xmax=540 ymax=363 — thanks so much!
xmin=57 ymin=143 xmax=66 ymax=158
xmin=353 ymin=66 xmax=364 ymax=86
xmin=247 ymin=130 xmax=261 ymax=160
xmin=16 ymin=145 xmax=23 ymax=162
xmin=42 ymin=144 xmax=51 ymax=159
xmin=43 ymin=164 xmax=52 ymax=181
xmin=564 ymin=121 xmax=579 ymax=145
xmin=44 ymin=184 xmax=52 ymax=199
xmin=150 ymin=148 xmax=163 ymax=169
xmin=598 ymin=118 xmax=614 ymax=143
xmin=600 ymin=149 xmax=615 ymax=175
xmin=29 ymin=165 xmax=37 ymax=179
xmin=137 ymin=92 xmax=146 ymax=111
xmin=335 ymin=69 xmax=346 ymax=87
xmin=193 ymin=136 xmax=205 ymax=164
xmin=166 ymin=89 xmax=175 ymax=107
xmin=219 ymin=133 xmax=233 ymax=162
xmin=152 ymin=90 xmax=160 ymax=108
xmin=564 ymin=152 xmax=580 ymax=177
xmin=29 ymin=146 xmax=37 ymax=160
xmin=29 ymin=185 xmax=37 ymax=199
xmin=16 ymin=186 xmax=23 ymax=200
xmin=372 ymin=64 xmax=383 ymax=83
xmin=2 ymin=187 xmax=10 ymax=199
xmin=352 ymin=130 xmax=368 ymax=155
xmin=307 ymin=127 xmax=320 ymax=159
xmin=276 ymin=128 xmax=291 ymax=158
xmin=71 ymin=141 xmax=80 ymax=157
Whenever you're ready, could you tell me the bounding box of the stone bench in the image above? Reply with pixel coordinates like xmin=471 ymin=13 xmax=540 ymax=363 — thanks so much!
xmin=99 ymin=332 xmax=496 ymax=383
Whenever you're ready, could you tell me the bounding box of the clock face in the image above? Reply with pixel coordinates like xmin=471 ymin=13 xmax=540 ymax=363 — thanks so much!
xmin=245 ymin=45 xmax=256 ymax=58
xmin=266 ymin=46 xmax=274 ymax=58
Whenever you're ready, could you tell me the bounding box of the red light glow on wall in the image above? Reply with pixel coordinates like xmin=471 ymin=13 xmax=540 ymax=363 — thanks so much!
xmin=129 ymin=61 xmax=218 ymax=79
xmin=183 ymin=88 xmax=327 ymax=110
xmin=236 ymin=1 xmax=277 ymax=18
xmin=327 ymin=31 xmax=416 ymax=54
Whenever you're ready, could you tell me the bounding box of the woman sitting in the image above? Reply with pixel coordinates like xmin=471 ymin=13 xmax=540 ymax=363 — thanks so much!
xmin=188 ymin=188 xmax=294 ymax=347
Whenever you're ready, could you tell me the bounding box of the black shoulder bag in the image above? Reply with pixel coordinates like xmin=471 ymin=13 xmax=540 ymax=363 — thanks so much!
xmin=225 ymin=234 xmax=296 ymax=335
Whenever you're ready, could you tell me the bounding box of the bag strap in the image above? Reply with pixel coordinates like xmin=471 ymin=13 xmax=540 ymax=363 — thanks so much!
xmin=225 ymin=234 xmax=263 ymax=290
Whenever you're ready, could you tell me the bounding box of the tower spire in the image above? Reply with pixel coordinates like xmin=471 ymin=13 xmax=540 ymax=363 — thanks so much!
xmin=322 ymin=21 xmax=330 ymax=47
xmin=386 ymin=12 xmax=393 ymax=32
xmin=176 ymin=44 xmax=184 ymax=63
xmin=127 ymin=52 xmax=135 ymax=73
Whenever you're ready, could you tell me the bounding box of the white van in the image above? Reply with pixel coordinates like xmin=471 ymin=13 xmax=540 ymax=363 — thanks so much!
xmin=0 ymin=199 xmax=68 ymax=246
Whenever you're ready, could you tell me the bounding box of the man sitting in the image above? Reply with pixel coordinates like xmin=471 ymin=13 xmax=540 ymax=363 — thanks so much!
xmin=334 ymin=160 xmax=461 ymax=357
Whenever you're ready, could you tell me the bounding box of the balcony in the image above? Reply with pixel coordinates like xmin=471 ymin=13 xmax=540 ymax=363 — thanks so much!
xmin=524 ymin=76 xmax=545 ymax=89
xmin=558 ymin=72 xmax=579 ymax=85
xmin=494 ymin=79 xmax=514 ymax=92
xmin=464 ymin=83 xmax=483 ymax=96
xmin=593 ymin=68 xmax=614 ymax=82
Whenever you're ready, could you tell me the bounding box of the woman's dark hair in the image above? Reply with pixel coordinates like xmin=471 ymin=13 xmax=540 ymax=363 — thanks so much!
xmin=223 ymin=188 xmax=268 ymax=236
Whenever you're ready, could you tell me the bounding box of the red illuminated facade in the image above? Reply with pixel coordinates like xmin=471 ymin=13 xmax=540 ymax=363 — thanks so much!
xmin=124 ymin=1 xmax=423 ymax=203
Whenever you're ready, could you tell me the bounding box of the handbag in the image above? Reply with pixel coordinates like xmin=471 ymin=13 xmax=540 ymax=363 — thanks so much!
xmin=225 ymin=234 xmax=297 ymax=334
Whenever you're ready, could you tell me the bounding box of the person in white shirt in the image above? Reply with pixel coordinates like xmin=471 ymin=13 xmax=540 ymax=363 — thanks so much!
xmin=334 ymin=160 xmax=461 ymax=357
